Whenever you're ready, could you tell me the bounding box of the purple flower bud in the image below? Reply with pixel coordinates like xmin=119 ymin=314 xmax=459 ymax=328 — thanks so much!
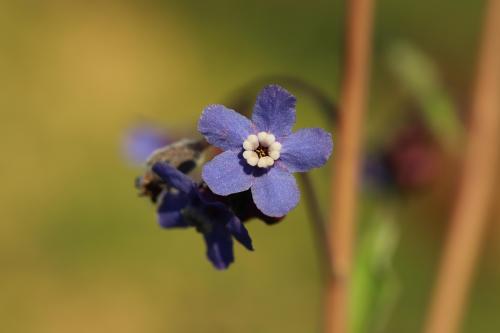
xmin=151 ymin=162 xmax=253 ymax=270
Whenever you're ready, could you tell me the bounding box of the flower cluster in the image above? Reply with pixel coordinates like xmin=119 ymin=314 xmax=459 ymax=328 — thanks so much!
xmin=152 ymin=162 xmax=253 ymax=269
xmin=138 ymin=84 xmax=333 ymax=269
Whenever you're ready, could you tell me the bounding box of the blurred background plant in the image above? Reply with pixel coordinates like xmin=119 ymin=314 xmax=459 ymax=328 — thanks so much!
xmin=1 ymin=1 xmax=498 ymax=333
xmin=123 ymin=122 xmax=173 ymax=166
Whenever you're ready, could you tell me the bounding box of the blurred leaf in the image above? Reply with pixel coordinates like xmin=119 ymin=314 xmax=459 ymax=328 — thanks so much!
xmin=386 ymin=42 xmax=463 ymax=151
xmin=350 ymin=208 xmax=400 ymax=333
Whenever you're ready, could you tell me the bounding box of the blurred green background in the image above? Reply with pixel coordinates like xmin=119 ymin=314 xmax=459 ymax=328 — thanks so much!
xmin=1 ymin=0 xmax=499 ymax=332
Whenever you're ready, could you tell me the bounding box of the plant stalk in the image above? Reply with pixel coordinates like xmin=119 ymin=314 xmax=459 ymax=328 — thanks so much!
xmin=325 ymin=0 xmax=375 ymax=332
xmin=423 ymin=1 xmax=500 ymax=333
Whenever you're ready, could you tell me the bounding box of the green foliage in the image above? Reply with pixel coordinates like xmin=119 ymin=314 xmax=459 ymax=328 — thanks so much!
xmin=386 ymin=42 xmax=464 ymax=151
xmin=351 ymin=206 xmax=400 ymax=333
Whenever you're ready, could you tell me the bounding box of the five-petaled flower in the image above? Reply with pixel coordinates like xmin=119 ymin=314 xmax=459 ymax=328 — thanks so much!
xmin=198 ymin=84 xmax=333 ymax=217
xmin=152 ymin=162 xmax=253 ymax=270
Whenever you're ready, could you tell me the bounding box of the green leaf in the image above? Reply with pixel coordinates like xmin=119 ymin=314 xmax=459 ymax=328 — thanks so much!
xmin=386 ymin=41 xmax=463 ymax=151
xmin=351 ymin=208 xmax=400 ymax=333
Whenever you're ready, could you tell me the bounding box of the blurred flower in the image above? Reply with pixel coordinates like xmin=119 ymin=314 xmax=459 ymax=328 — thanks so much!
xmin=123 ymin=123 xmax=171 ymax=165
xmin=361 ymin=154 xmax=394 ymax=191
xmin=385 ymin=121 xmax=442 ymax=191
xmin=198 ymin=84 xmax=333 ymax=217
xmin=152 ymin=162 xmax=253 ymax=270
xmin=361 ymin=121 xmax=443 ymax=193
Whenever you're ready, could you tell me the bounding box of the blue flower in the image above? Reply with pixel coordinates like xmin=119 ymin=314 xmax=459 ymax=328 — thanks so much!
xmin=152 ymin=162 xmax=253 ymax=270
xmin=123 ymin=124 xmax=171 ymax=165
xmin=198 ymin=85 xmax=333 ymax=217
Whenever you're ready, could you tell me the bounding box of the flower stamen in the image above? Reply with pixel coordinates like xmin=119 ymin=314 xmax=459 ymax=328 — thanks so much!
xmin=242 ymin=132 xmax=282 ymax=168
xmin=255 ymin=146 xmax=267 ymax=158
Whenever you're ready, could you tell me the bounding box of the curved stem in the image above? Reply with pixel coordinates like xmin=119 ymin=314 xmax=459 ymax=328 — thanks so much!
xmin=298 ymin=173 xmax=332 ymax=280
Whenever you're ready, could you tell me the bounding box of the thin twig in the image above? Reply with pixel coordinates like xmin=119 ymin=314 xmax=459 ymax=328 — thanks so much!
xmin=298 ymin=173 xmax=332 ymax=280
xmin=326 ymin=0 xmax=375 ymax=332
xmin=423 ymin=1 xmax=500 ymax=333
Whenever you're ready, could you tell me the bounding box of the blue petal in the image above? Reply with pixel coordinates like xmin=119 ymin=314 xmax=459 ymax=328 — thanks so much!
xmin=251 ymin=85 xmax=296 ymax=137
xmin=251 ymin=166 xmax=300 ymax=217
xmin=152 ymin=162 xmax=195 ymax=194
xmin=280 ymin=128 xmax=333 ymax=172
xmin=157 ymin=192 xmax=189 ymax=228
xmin=226 ymin=216 xmax=253 ymax=250
xmin=123 ymin=124 xmax=170 ymax=165
xmin=202 ymin=151 xmax=254 ymax=196
xmin=198 ymin=104 xmax=254 ymax=151
xmin=204 ymin=224 xmax=234 ymax=270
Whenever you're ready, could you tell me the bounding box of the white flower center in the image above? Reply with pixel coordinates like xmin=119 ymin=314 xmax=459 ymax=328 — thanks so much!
xmin=242 ymin=132 xmax=282 ymax=168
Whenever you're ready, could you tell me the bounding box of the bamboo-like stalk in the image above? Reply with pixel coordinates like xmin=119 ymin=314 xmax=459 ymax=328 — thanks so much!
xmin=423 ymin=1 xmax=500 ymax=333
xmin=325 ymin=0 xmax=375 ymax=332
